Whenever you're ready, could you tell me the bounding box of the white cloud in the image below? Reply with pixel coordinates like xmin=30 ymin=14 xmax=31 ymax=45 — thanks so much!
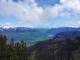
xmin=61 ymin=0 xmax=80 ymax=12
xmin=0 ymin=0 xmax=43 ymax=20
xmin=0 ymin=0 xmax=80 ymax=28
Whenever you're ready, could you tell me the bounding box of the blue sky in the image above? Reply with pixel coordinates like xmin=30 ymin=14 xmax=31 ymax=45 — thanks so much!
xmin=35 ymin=0 xmax=60 ymax=7
xmin=0 ymin=0 xmax=80 ymax=28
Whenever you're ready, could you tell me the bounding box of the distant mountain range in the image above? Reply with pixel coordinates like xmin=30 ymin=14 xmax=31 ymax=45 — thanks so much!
xmin=0 ymin=27 xmax=80 ymax=45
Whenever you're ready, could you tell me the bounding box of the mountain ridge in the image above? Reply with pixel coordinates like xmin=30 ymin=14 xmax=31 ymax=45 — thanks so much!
xmin=0 ymin=27 xmax=80 ymax=45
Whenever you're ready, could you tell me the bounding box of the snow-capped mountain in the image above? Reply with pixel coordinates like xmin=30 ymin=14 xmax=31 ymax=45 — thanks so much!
xmin=0 ymin=24 xmax=15 ymax=29
xmin=0 ymin=25 xmax=30 ymax=32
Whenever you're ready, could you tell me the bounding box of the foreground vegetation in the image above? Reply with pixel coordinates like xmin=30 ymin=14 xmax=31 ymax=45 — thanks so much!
xmin=0 ymin=34 xmax=80 ymax=60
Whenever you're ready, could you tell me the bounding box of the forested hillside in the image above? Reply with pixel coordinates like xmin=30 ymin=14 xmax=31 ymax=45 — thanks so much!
xmin=0 ymin=33 xmax=80 ymax=60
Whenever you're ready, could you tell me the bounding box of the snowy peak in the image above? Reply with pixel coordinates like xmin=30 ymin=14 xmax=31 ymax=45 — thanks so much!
xmin=0 ymin=26 xmax=13 ymax=29
xmin=0 ymin=25 xmax=15 ymax=29
xmin=0 ymin=26 xmax=32 ymax=32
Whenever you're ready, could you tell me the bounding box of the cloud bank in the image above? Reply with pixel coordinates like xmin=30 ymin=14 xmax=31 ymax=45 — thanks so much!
xmin=0 ymin=0 xmax=80 ymax=28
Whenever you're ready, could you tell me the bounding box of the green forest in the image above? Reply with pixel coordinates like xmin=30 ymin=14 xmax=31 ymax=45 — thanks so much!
xmin=0 ymin=34 xmax=80 ymax=60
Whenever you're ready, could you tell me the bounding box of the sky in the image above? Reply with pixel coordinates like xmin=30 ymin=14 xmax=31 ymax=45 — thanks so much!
xmin=0 ymin=0 xmax=80 ymax=28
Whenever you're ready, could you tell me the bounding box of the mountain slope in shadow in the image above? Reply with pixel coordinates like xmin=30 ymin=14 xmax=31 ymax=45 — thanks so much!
xmin=29 ymin=31 xmax=80 ymax=60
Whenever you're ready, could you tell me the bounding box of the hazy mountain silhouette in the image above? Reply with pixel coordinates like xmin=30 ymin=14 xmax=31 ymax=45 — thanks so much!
xmin=0 ymin=27 xmax=80 ymax=45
